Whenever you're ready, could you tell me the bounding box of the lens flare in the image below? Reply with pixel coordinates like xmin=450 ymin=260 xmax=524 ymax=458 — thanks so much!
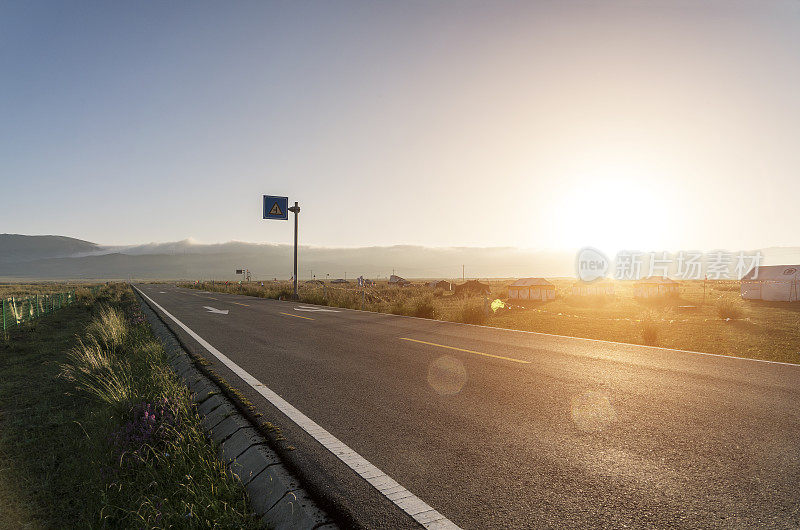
xmin=570 ymin=391 xmax=617 ymax=432
xmin=427 ymin=355 xmax=467 ymax=395
xmin=491 ymin=299 xmax=505 ymax=312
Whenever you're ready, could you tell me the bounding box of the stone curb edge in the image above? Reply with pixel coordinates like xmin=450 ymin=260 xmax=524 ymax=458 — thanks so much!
xmin=135 ymin=291 xmax=338 ymax=530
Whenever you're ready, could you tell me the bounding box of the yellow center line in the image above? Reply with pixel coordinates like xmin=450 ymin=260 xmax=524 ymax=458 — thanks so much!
xmin=399 ymin=337 xmax=530 ymax=364
xmin=230 ymin=302 xmax=250 ymax=307
xmin=280 ymin=312 xmax=314 ymax=321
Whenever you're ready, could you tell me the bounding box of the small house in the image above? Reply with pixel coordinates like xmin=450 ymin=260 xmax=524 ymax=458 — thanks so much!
xmin=741 ymin=265 xmax=800 ymax=301
xmin=454 ymin=280 xmax=490 ymax=297
xmin=508 ymin=278 xmax=556 ymax=301
xmin=428 ymin=280 xmax=452 ymax=291
xmin=634 ymin=276 xmax=679 ymax=298
xmin=388 ymin=274 xmax=411 ymax=286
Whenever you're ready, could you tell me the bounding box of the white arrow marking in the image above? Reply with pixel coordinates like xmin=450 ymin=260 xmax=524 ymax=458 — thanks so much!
xmin=294 ymin=306 xmax=340 ymax=312
xmin=204 ymin=306 xmax=229 ymax=315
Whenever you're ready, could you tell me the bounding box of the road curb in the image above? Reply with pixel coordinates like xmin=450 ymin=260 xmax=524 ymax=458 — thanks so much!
xmin=136 ymin=291 xmax=338 ymax=530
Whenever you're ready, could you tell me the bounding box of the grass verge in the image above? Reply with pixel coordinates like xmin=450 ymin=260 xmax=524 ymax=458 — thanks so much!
xmin=0 ymin=284 xmax=261 ymax=528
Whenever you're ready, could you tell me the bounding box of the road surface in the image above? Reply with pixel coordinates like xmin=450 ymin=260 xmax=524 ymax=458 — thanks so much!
xmin=135 ymin=284 xmax=800 ymax=529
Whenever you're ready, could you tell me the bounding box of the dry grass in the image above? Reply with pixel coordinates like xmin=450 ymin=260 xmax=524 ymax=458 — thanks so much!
xmin=60 ymin=335 xmax=134 ymax=405
xmin=86 ymin=305 xmax=128 ymax=349
xmin=0 ymin=282 xmax=99 ymax=298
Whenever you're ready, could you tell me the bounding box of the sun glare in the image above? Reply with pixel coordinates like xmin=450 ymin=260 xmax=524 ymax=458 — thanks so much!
xmin=543 ymin=171 xmax=674 ymax=253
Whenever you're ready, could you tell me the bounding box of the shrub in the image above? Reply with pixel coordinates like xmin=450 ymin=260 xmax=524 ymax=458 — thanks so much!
xmin=274 ymin=288 xmax=294 ymax=300
xmin=301 ymin=291 xmax=326 ymax=305
xmin=639 ymin=313 xmax=660 ymax=346
xmin=411 ymin=295 xmax=436 ymax=319
xmin=460 ymin=300 xmax=487 ymax=325
xmin=75 ymin=287 xmax=94 ymax=306
xmin=390 ymin=299 xmax=407 ymax=315
xmin=717 ymin=300 xmax=744 ymax=320
xmin=641 ymin=323 xmax=659 ymax=346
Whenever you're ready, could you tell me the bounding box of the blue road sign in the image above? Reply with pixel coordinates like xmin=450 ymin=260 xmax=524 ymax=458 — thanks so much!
xmin=263 ymin=195 xmax=289 ymax=220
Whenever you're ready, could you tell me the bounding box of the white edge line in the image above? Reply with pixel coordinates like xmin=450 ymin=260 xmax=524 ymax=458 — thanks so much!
xmin=135 ymin=286 xmax=460 ymax=530
xmin=167 ymin=285 xmax=799 ymax=368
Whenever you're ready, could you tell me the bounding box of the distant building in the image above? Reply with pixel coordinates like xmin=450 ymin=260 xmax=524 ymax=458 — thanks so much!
xmin=454 ymin=280 xmax=490 ymax=297
xmin=428 ymin=280 xmax=452 ymax=291
xmin=388 ymin=274 xmax=411 ymax=286
xmin=741 ymin=265 xmax=800 ymax=301
xmin=508 ymin=278 xmax=555 ymax=301
xmin=570 ymin=279 xmax=615 ymax=296
xmin=634 ymin=277 xmax=679 ymax=298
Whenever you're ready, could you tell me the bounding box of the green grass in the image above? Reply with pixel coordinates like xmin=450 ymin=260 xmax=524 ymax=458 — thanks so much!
xmin=184 ymin=279 xmax=800 ymax=364
xmin=0 ymin=284 xmax=262 ymax=528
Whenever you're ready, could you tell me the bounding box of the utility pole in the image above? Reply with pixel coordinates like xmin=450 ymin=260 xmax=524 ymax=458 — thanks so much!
xmin=289 ymin=201 xmax=300 ymax=300
xmin=702 ymin=274 xmax=707 ymax=306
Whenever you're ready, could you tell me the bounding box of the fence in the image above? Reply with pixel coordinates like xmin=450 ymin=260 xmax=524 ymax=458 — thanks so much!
xmin=2 ymin=291 xmax=77 ymax=334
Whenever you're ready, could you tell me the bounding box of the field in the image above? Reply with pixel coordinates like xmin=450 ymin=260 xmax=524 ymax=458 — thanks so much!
xmin=184 ymin=278 xmax=800 ymax=364
xmin=0 ymin=283 xmax=260 ymax=528
xmin=0 ymin=282 xmax=96 ymax=297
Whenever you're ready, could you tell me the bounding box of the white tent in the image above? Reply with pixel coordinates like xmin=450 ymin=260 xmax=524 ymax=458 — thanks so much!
xmin=741 ymin=265 xmax=800 ymax=301
xmin=508 ymin=278 xmax=556 ymax=301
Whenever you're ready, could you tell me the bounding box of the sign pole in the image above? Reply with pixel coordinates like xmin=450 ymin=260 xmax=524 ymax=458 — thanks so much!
xmin=262 ymin=194 xmax=296 ymax=299
xmin=289 ymin=201 xmax=300 ymax=300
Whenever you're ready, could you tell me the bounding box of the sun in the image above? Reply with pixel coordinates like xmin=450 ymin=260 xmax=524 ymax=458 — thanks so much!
xmin=542 ymin=170 xmax=677 ymax=254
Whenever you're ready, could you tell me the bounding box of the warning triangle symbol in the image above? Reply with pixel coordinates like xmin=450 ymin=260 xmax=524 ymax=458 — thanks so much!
xmin=269 ymin=202 xmax=283 ymax=216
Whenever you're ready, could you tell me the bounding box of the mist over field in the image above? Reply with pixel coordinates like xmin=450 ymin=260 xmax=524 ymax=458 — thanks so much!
xmin=2 ymin=234 xmax=799 ymax=281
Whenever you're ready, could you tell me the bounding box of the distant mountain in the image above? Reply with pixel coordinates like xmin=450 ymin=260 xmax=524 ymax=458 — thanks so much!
xmin=0 ymin=234 xmax=573 ymax=280
xmin=0 ymin=234 xmax=99 ymax=263
xmin=2 ymin=234 xmax=798 ymax=281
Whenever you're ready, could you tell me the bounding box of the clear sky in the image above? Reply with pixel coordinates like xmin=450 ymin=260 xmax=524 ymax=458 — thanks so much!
xmin=1 ymin=1 xmax=799 ymax=253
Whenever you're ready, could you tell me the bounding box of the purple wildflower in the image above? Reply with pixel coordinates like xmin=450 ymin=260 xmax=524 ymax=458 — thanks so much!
xmin=108 ymin=398 xmax=180 ymax=467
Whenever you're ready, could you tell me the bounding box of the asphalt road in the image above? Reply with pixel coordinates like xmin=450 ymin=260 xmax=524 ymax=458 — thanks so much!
xmin=135 ymin=284 xmax=800 ymax=529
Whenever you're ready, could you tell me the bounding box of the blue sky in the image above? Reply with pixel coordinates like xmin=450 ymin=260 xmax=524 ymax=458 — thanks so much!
xmin=2 ymin=1 xmax=799 ymax=252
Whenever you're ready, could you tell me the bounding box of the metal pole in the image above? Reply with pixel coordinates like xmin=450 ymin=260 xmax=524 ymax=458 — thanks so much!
xmin=289 ymin=201 xmax=300 ymax=300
